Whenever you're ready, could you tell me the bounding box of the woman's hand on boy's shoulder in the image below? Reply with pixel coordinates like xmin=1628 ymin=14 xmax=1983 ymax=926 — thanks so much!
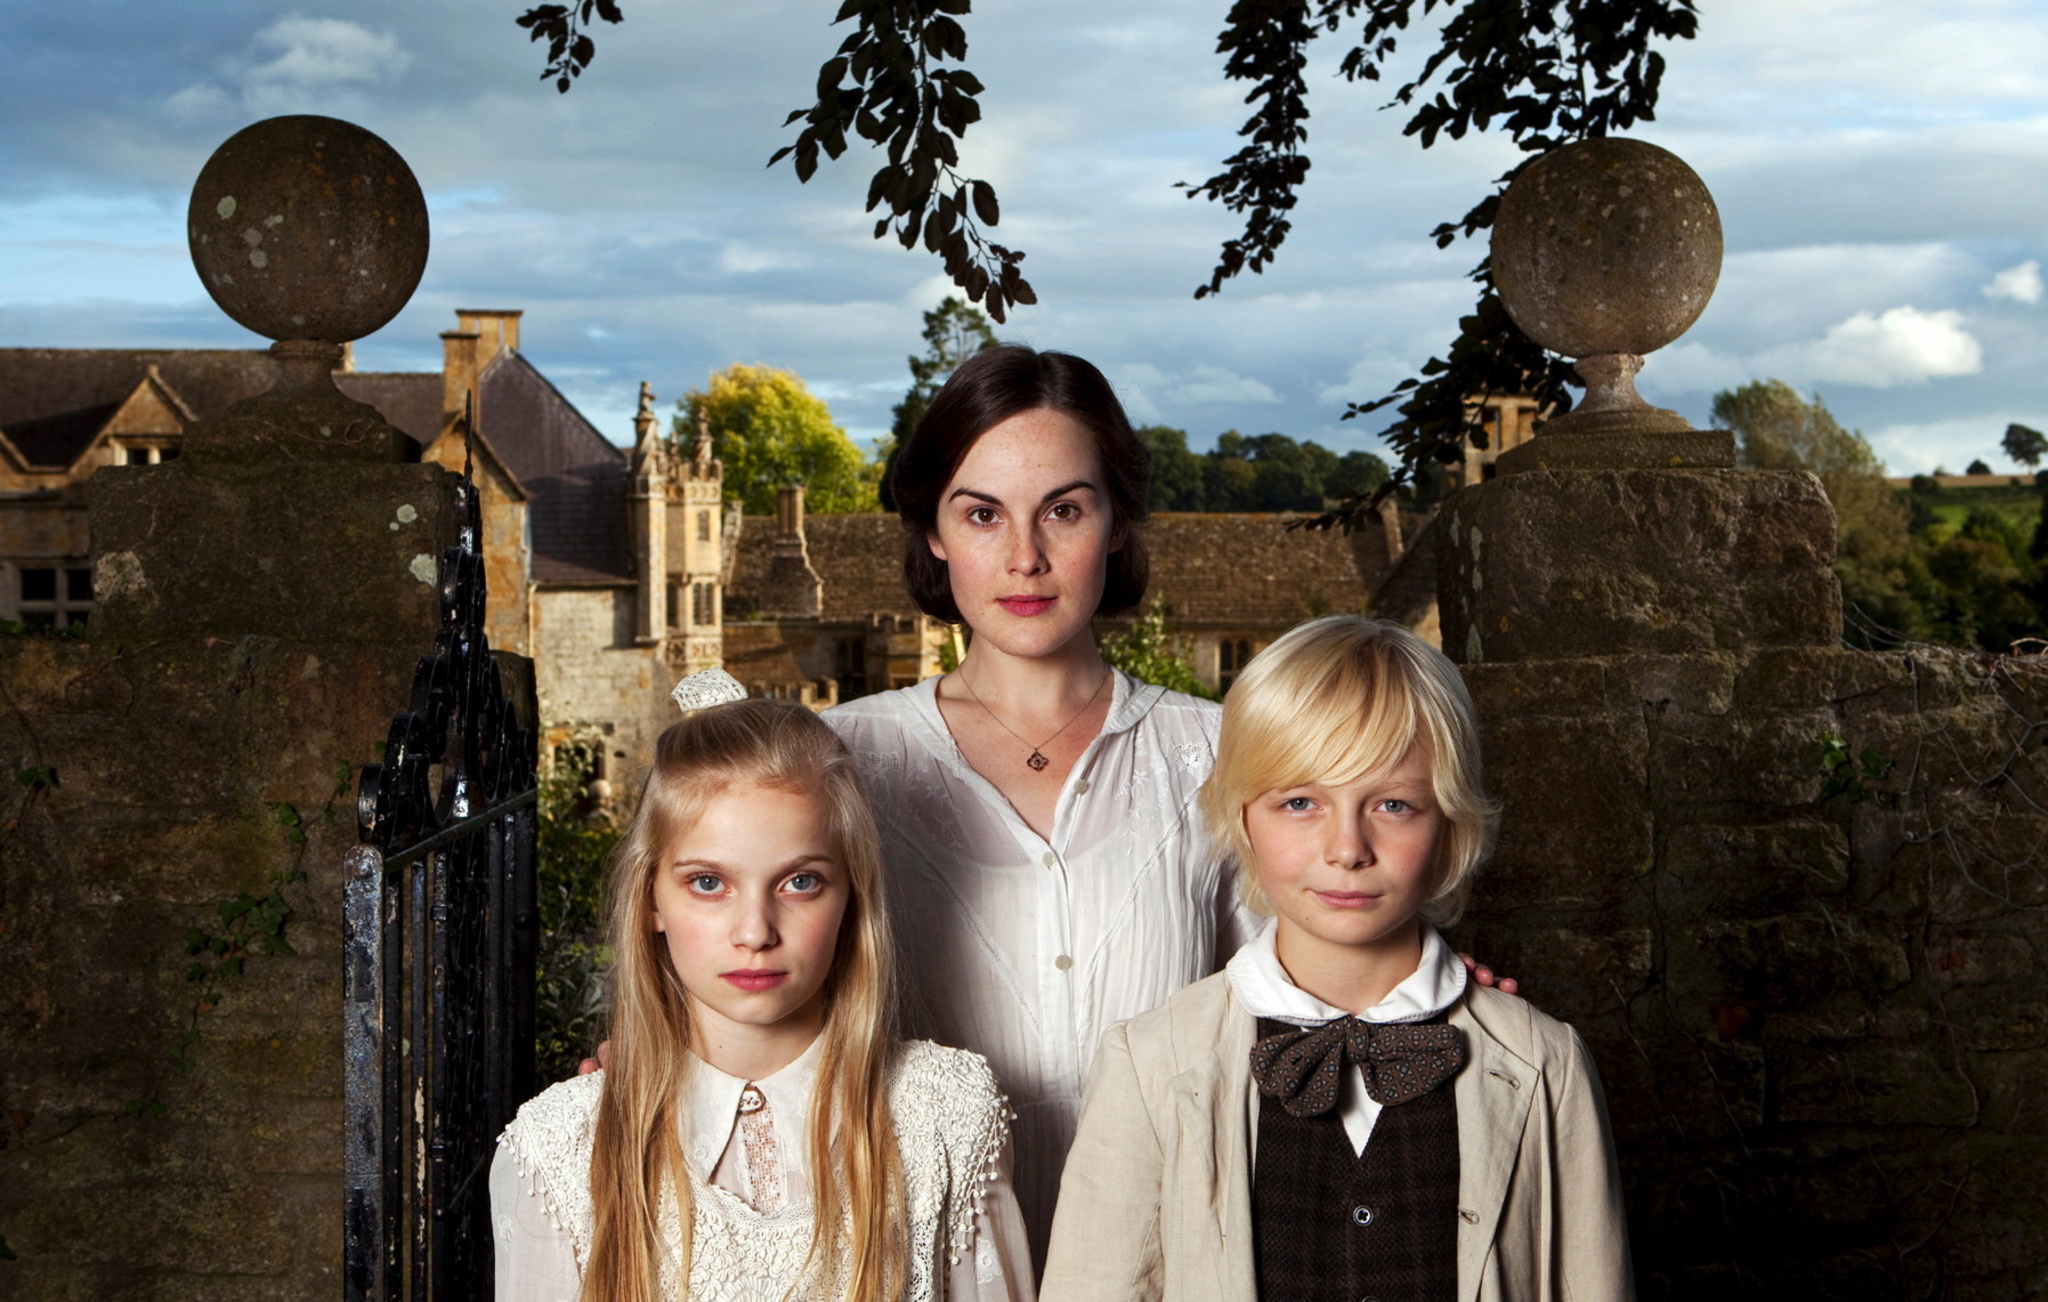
xmin=1459 ymin=953 xmax=1520 ymax=997
xmin=576 ymin=1041 xmax=611 ymax=1076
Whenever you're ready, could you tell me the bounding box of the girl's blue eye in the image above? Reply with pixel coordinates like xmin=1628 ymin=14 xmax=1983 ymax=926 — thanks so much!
xmin=785 ymin=872 xmax=822 ymax=894
xmin=1282 ymin=796 xmax=1315 ymax=813
xmin=687 ymin=873 xmax=723 ymax=895
xmin=1380 ymin=799 xmax=1411 ymax=814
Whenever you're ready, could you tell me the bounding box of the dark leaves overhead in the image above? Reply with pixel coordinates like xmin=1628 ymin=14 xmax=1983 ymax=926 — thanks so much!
xmin=1182 ymin=0 xmax=1698 ymax=526
xmin=515 ymin=0 xmax=625 ymax=93
xmin=769 ymin=0 xmax=1032 ymax=323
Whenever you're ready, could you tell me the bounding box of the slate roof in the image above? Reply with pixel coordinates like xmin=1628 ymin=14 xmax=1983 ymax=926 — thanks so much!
xmin=720 ymin=622 xmax=811 ymax=688
xmin=1118 ymin=513 xmax=1384 ymax=628
xmin=335 ymin=372 xmax=442 ymax=448
xmin=0 ymin=348 xmax=447 ymax=470
xmin=723 ymin=513 xmax=920 ymax=623
xmin=0 ymin=348 xmax=276 ymax=468
xmin=723 ymin=510 xmax=1399 ymax=630
xmin=477 ymin=351 xmax=632 ymax=584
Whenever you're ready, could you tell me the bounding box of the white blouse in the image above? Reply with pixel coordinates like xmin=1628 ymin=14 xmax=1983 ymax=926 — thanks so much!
xmin=825 ymin=671 xmax=1260 ymax=1263
xmin=1223 ymin=922 xmax=1468 ymax=1155
xmin=490 ymin=1038 xmax=1033 ymax=1302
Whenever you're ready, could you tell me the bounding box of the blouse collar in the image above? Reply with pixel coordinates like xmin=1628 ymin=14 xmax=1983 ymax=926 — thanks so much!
xmin=905 ymin=666 xmax=1162 ymax=770
xmin=681 ymin=1033 xmax=824 ymax=1177
xmin=1224 ymin=920 xmax=1467 ymax=1028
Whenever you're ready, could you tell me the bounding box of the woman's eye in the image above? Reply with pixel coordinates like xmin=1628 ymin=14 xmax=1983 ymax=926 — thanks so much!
xmin=1047 ymin=501 xmax=1077 ymax=521
xmin=967 ymin=506 xmax=998 ymax=526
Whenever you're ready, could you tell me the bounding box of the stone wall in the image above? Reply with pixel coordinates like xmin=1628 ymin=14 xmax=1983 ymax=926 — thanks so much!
xmin=0 ymin=452 xmax=535 ymax=1298
xmin=1440 ymin=471 xmax=2048 ymax=1298
xmin=532 ymin=584 xmax=670 ymax=784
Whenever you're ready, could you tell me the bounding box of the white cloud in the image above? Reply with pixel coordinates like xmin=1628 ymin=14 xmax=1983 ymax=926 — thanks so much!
xmin=246 ymin=16 xmax=409 ymax=89
xmin=1757 ymin=305 xmax=1983 ymax=388
xmin=163 ymin=15 xmax=409 ymax=120
xmin=1113 ymin=362 xmax=1279 ymax=424
xmin=1983 ymin=259 xmax=2043 ymax=304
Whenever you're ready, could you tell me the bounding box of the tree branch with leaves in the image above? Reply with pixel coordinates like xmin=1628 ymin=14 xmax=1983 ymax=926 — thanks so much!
xmin=512 ymin=0 xmax=1698 ymax=508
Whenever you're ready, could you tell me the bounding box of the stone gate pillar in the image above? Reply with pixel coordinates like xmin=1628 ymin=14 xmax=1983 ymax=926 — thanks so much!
xmin=0 ymin=116 xmax=533 ymax=1299
xmin=1431 ymin=139 xmax=2048 ymax=1295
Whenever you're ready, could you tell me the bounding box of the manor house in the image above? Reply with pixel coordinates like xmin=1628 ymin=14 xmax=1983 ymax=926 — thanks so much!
xmin=2 ymin=311 xmax=1435 ymax=785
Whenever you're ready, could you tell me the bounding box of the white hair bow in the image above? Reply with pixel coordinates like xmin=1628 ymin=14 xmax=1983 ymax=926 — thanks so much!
xmin=670 ymin=667 xmax=748 ymax=714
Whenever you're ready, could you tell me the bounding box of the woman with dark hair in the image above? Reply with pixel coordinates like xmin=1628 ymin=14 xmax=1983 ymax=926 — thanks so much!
xmin=823 ymin=344 xmax=1255 ymax=1268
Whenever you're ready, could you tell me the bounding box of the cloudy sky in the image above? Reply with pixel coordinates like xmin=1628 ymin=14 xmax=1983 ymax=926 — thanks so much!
xmin=4 ymin=0 xmax=2047 ymax=473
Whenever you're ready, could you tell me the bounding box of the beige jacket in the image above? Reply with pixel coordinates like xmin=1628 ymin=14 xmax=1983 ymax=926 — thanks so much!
xmin=1039 ymin=974 xmax=1633 ymax=1302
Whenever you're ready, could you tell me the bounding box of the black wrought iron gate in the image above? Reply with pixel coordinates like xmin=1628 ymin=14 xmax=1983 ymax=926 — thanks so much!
xmin=342 ymin=457 xmax=539 ymax=1302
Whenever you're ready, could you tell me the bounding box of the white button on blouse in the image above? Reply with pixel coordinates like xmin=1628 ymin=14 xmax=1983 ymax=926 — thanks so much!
xmin=826 ymin=670 xmax=1261 ymax=1265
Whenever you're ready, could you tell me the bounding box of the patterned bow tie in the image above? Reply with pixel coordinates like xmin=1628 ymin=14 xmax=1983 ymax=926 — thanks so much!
xmin=1250 ymin=1017 xmax=1466 ymax=1117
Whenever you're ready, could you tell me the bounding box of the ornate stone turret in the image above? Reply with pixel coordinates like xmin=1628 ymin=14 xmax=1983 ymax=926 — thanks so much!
xmin=631 ymin=382 xmax=668 ymax=645
xmin=1438 ymin=136 xmax=1840 ymax=663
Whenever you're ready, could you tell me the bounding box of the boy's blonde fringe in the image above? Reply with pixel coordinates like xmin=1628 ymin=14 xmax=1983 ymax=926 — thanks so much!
xmin=583 ymin=699 xmax=903 ymax=1302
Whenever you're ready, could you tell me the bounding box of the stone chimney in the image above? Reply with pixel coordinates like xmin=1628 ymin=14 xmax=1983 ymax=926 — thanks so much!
xmin=761 ymin=484 xmax=823 ymax=619
xmin=441 ymin=311 xmax=522 ymax=444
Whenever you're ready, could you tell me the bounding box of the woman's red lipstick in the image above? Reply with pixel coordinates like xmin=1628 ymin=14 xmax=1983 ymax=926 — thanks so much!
xmin=996 ymin=594 xmax=1057 ymax=617
xmin=721 ymin=969 xmax=788 ymax=992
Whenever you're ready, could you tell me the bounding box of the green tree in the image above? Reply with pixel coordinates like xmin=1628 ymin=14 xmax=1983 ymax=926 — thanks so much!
xmin=520 ymin=0 xmax=1698 ymax=496
xmin=676 ymin=364 xmax=879 ymax=515
xmin=1713 ymin=380 xmax=1925 ymax=645
xmin=1099 ymin=601 xmax=1216 ymax=700
xmin=2004 ymin=422 xmax=2046 ymax=469
xmin=1327 ymin=449 xmax=1392 ymax=503
xmin=878 ymin=296 xmax=999 ymax=508
xmin=1138 ymin=426 xmax=1206 ymax=511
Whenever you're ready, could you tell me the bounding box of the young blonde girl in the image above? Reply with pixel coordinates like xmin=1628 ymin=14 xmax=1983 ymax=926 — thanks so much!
xmin=1041 ymin=617 xmax=1630 ymax=1302
xmin=492 ymin=692 xmax=1032 ymax=1302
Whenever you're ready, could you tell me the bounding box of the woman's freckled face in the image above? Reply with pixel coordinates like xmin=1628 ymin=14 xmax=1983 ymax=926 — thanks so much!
xmin=649 ymin=782 xmax=848 ymax=1039
xmin=1244 ymin=745 xmax=1446 ymax=954
xmin=927 ymin=407 xmax=1118 ymax=657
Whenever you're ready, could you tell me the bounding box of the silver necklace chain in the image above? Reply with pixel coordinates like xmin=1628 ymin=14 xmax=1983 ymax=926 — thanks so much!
xmin=956 ymin=664 xmax=1112 ymax=771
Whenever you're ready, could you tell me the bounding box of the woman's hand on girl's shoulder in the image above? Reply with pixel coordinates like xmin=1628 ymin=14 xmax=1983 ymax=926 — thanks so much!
xmin=1459 ymin=953 xmax=1520 ymax=997
xmin=576 ymin=1041 xmax=611 ymax=1076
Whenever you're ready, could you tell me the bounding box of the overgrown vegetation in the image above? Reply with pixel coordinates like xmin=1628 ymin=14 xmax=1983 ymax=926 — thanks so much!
xmin=1100 ymin=601 xmax=1216 ymax=700
xmin=1714 ymin=379 xmax=2048 ymax=653
xmin=534 ymin=748 xmax=621 ymax=1083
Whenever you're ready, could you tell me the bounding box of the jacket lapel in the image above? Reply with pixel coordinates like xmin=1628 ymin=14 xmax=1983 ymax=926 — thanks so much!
xmin=1166 ymin=982 xmax=1258 ymax=1302
xmin=1451 ymin=999 xmax=1538 ymax=1301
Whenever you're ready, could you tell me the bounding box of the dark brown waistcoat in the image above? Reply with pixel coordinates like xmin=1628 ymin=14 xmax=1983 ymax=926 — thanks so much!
xmin=1251 ymin=1016 xmax=1461 ymax=1302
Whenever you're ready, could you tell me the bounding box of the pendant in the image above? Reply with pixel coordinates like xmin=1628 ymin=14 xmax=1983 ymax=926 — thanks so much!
xmin=1026 ymin=750 xmax=1049 ymax=771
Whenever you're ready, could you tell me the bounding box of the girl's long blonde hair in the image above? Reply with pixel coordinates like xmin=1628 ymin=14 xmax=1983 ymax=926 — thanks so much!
xmin=583 ymin=699 xmax=902 ymax=1302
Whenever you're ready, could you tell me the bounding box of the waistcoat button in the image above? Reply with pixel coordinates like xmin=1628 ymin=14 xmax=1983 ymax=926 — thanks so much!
xmin=1351 ymin=1204 xmax=1374 ymax=1227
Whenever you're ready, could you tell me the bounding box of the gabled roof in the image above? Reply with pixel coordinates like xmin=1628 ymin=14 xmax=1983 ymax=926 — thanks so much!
xmin=477 ymin=351 xmax=632 ymax=584
xmin=723 ymin=513 xmax=921 ymax=624
xmin=0 ymin=348 xmax=278 ymax=469
xmin=0 ymin=349 xmax=448 ymax=471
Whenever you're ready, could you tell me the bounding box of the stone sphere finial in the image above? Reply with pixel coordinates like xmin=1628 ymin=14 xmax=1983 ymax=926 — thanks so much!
xmin=1491 ymin=137 xmax=1733 ymax=466
xmin=184 ymin=116 xmax=429 ymax=462
xmin=188 ymin=115 xmax=428 ymax=343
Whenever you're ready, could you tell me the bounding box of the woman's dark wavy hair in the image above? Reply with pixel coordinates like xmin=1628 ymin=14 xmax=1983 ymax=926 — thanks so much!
xmin=891 ymin=345 xmax=1150 ymax=624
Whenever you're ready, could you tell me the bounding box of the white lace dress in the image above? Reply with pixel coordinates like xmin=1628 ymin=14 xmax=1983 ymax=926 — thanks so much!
xmin=490 ymin=1038 xmax=1032 ymax=1302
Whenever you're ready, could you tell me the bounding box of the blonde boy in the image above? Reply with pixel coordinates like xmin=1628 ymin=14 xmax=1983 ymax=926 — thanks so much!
xmin=1040 ymin=616 xmax=1632 ymax=1302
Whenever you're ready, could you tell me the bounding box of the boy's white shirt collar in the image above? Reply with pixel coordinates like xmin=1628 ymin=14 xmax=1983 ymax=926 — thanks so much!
xmin=1224 ymin=920 xmax=1468 ymax=1155
xmin=682 ymin=1031 xmax=824 ymax=1180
